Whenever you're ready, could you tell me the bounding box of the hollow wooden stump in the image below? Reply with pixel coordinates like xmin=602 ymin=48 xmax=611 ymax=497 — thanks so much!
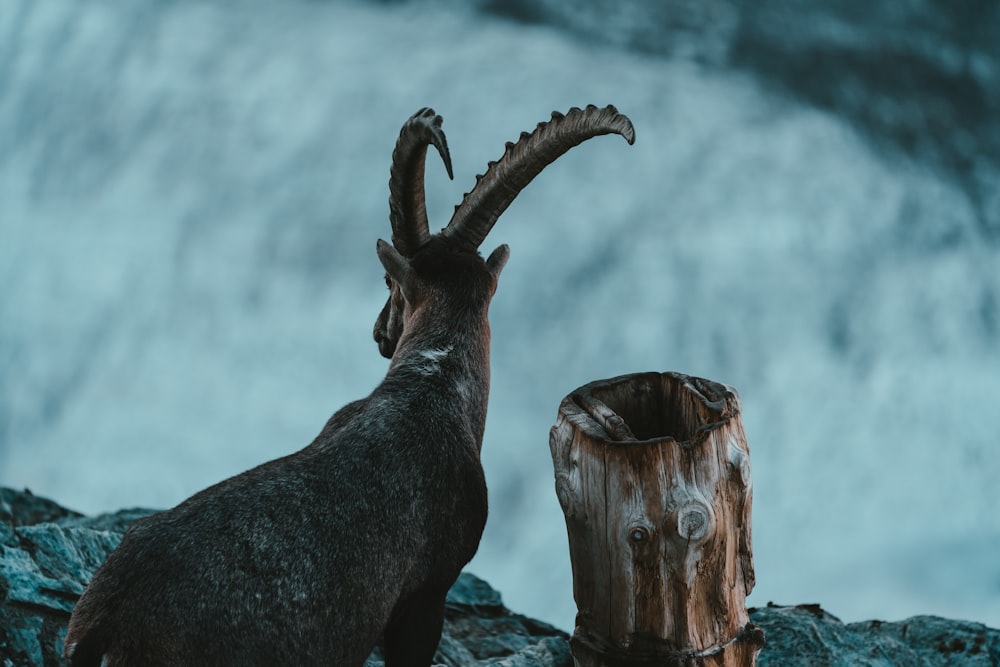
xmin=549 ymin=372 xmax=764 ymax=666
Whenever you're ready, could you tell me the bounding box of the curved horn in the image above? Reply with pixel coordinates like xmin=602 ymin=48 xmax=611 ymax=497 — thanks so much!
xmin=442 ymin=104 xmax=634 ymax=249
xmin=388 ymin=108 xmax=454 ymax=257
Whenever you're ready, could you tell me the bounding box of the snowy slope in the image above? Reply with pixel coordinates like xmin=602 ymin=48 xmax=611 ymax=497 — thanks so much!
xmin=1 ymin=0 xmax=998 ymax=630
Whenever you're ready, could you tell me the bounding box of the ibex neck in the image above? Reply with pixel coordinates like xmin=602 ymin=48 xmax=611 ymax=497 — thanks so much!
xmin=389 ymin=319 xmax=490 ymax=382
xmin=385 ymin=314 xmax=492 ymax=445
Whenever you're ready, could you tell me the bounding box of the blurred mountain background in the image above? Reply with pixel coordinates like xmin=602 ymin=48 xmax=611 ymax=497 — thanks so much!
xmin=2 ymin=0 xmax=998 ymax=630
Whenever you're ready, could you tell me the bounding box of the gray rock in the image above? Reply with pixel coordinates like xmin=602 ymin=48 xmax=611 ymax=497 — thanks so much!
xmin=2 ymin=487 xmax=997 ymax=666
xmin=0 ymin=488 xmax=568 ymax=666
xmin=751 ymin=603 xmax=1000 ymax=666
xmin=0 ymin=488 xmax=157 ymax=667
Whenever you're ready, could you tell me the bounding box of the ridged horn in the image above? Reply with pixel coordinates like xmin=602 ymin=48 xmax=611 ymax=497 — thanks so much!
xmin=442 ymin=104 xmax=634 ymax=249
xmin=388 ymin=108 xmax=454 ymax=257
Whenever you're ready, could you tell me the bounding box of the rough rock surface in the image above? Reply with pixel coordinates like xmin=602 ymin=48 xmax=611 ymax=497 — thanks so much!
xmin=2 ymin=487 xmax=998 ymax=666
xmin=753 ymin=604 xmax=1000 ymax=667
xmin=0 ymin=488 xmax=569 ymax=667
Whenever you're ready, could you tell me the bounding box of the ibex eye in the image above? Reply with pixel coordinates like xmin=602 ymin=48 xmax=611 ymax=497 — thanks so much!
xmin=384 ymin=275 xmax=392 ymax=289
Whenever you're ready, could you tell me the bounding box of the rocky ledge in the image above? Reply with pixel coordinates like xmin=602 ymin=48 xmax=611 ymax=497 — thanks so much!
xmin=2 ymin=487 xmax=997 ymax=666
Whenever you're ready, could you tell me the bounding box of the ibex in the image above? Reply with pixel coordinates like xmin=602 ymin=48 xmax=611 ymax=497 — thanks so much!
xmin=64 ymin=104 xmax=634 ymax=667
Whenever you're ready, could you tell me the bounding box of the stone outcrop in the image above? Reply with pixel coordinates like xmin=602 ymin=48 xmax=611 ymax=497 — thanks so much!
xmin=753 ymin=604 xmax=999 ymax=666
xmin=0 ymin=488 xmax=569 ymax=666
xmin=2 ymin=487 xmax=997 ymax=666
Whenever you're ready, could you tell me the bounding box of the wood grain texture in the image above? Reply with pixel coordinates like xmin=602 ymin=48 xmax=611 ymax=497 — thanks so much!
xmin=550 ymin=372 xmax=763 ymax=666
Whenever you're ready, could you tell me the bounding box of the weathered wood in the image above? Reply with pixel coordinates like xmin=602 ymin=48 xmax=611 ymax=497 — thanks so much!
xmin=550 ymin=372 xmax=763 ymax=666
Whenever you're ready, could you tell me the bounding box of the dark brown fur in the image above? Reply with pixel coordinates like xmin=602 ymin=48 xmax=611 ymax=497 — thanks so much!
xmin=65 ymin=237 xmax=509 ymax=667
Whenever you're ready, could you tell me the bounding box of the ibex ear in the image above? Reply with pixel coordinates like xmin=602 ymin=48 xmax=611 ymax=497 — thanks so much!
xmin=486 ymin=244 xmax=510 ymax=279
xmin=377 ymin=239 xmax=419 ymax=304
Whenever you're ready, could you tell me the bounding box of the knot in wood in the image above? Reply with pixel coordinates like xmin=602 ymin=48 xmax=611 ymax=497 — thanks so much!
xmin=627 ymin=525 xmax=650 ymax=544
xmin=555 ymin=471 xmax=580 ymax=519
xmin=727 ymin=435 xmax=752 ymax=488
xmin=676 ymin=502 xmax=712 ymax=542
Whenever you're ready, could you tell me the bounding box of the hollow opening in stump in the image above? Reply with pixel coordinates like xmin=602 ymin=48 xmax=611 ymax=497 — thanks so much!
xmin=574 ymin=372 xmax=732 ymax=443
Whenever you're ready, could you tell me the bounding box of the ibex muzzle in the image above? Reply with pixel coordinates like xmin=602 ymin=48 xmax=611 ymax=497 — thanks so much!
xmin=64 ymin=105 xmax=633 ymax=667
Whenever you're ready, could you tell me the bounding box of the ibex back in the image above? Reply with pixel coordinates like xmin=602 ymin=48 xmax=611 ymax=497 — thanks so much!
xmin=64 ymin=105 xmax=634 ymax=667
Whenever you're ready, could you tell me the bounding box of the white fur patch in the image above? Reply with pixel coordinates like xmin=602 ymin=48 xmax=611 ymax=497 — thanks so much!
xmin=455 ymin=376 xmax=473 ymax=403
xmin=413 ymin=345 xmax=453 ymax=375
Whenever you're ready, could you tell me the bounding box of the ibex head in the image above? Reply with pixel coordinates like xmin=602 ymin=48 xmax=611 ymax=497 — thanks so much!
xmin=374 ymin=105 xmax=636 ymax=359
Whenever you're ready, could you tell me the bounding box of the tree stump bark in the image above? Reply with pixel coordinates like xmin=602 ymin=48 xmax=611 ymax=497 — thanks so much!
xmin=549 ymin=372 xmax=764 ymax=666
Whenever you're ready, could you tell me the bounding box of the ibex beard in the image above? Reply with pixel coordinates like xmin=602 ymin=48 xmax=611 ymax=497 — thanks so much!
xmin=64 ymin=105 xmax=633 ymax=667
